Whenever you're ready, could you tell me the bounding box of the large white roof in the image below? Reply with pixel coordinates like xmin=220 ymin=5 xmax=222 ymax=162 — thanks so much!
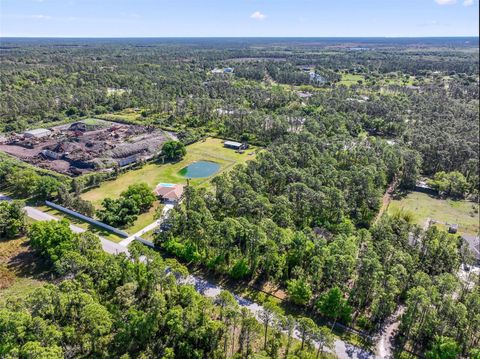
xmin=224 ymin=140 xmax=242 ymax=147
xmin=24 ymin=128 xmax=51 ymax=135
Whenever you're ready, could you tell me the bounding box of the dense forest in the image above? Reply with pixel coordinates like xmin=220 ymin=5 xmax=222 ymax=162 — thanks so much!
xmin=0 ymin=38 xmax=479 ymax=358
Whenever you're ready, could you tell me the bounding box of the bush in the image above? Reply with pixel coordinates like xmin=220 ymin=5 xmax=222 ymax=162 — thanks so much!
xmin=162 ymin=141 xmax=186 ymax=161
xmin=230 ymin=259 xmax=250 ymax=279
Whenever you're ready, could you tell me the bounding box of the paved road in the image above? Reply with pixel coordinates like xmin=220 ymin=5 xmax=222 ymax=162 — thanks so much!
xmin=2 ymin=194 xmax=377 ymax=358
xmin=24 ymin=205 xmax=129 ymax=255
xmin=181 ymin=275 xmax=377 ymax=359
xmin=375 ymin=306 xmax=404 ymax=359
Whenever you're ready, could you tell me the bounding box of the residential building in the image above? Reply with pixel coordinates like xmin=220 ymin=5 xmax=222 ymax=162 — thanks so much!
xmin=154 ymin=183 xmax=184 ymax=203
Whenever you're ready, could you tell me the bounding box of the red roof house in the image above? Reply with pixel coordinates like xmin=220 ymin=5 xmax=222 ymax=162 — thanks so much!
xmin=154 ymin=183 xmax=184 ymax=203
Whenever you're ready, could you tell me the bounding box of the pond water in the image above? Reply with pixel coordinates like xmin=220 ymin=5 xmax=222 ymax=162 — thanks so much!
xmin=178 ymin=161 xmax=220 ymax=178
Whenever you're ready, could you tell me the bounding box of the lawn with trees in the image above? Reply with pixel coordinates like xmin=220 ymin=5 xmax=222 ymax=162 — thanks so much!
xmin=0 ymin=37 xmax=478 ymax=358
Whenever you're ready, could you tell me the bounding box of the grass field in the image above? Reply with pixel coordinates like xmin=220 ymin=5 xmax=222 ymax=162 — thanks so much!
xmin=338 ymin=72 xmax=365 ymax=86
xmin=387 ymin=191 xmax=479 ymax=236
xmin=82 ymin=137 xmax=257 ymax=205
xmin=0 ymin=237 xmax=48 ymax=305
xmin=81 ymin=137 xmax=258 ymax=232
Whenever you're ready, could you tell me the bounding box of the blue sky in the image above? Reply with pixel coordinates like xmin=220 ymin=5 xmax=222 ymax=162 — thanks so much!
xmin=0 ymin=0 xmax=478 ymax=37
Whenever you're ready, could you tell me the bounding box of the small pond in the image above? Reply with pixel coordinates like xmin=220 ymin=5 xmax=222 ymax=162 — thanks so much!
xmin=178 ymin=161 xmax=220 ymax=178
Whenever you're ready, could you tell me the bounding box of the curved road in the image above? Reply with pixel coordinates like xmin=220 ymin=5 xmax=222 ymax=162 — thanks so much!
xmin=1 ymin=195 xmax=378 ymax=359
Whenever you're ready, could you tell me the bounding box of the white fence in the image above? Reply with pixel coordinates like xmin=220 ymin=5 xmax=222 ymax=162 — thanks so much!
xmin=45 ymin=201 xmax=129 ymax=238
xmin=135 ymin=236 xmax=155 ymax=248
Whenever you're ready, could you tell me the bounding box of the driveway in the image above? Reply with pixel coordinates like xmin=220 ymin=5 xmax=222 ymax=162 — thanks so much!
xmin=119 ymin=203 xmax=174 ymax=247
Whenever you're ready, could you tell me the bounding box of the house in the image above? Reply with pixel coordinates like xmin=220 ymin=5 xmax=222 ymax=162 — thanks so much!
xmin=24 ymin=128 xmax=52 ymax=139
xmin=154 ymin=183 xmax=184 ymax=203
xmin=224 ymin=140 xmax=248 ymax=150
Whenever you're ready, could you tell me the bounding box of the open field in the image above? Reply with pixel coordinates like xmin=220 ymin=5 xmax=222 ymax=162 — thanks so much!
xmin=387 ymin=191 xmax=479 ymax=236
xmin=82 ymin=137 xmax=258 ymax=206
xmin=338 ymin=72 xmax=365 ymax=86
xmin=0 ymin=237 xmax=48 ymax=305
xmin=81 ymin=137 xmax=257 ymax=232
xmin=125 ymin=202 xmax=163 ymax=234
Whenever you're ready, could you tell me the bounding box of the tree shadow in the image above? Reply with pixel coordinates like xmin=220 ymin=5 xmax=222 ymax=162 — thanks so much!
xmin=6 ymin=241 xmax=52 ymax=281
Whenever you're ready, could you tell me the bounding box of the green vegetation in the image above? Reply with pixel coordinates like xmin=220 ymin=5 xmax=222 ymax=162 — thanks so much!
xmin=0 ymin=220 xmax=339 ymax=358
xmin=162 ymin=140 xmax=187 ymax=161
xmin=1 ymin=38 xmax=479 ymax=358
xmin=0 ymin=201 xmax=26 ymax=239
xmin=427 ymin=171 xmax=470 ymax=198
xmin=82 ymin=137 xmax=258 ymax=205
xmin=388 ymin=191 xmax=479 ymax=236
xmin=0 ymin=237 xmax=46 ymax=306
xmin=338 ymin=72 xmax=365 ymax=86
xmin=97 ymin=183 xmax=156 ymax=228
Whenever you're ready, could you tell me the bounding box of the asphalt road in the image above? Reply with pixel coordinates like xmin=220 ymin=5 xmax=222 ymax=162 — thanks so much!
xmin=1 ymin=194 xmax=377 ymax=358
xmin=24 ymin=205 xmax=129 ymax=255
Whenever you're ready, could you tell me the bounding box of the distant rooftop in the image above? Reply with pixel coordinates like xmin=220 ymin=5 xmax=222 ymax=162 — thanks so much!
xmin=224 ymin=140 xmax=243 ymax=147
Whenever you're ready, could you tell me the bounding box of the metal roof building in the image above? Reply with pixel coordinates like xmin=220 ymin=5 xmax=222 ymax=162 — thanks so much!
xmin=224 ymin=140 xmax=245 ymax=150
xmin=24 ymin=128 xmax=52 ymax=139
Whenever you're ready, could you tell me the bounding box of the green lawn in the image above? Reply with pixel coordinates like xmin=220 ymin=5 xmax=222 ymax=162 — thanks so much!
xmin=126 ymin=202 xmax=162 ymax=234
xmin=338 ymin=72 xmax=365 ymax=86
xmin=82 ymin=137 xmax=257 ymax=205
xmin=81 ymin=137 xmax=258 ymax=232
xmin=387 ymin=191 xmax=479 ymax=236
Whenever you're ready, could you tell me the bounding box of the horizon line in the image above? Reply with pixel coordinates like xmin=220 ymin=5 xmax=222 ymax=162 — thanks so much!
xmin=1 ymin=35 xmax=479 ymax=39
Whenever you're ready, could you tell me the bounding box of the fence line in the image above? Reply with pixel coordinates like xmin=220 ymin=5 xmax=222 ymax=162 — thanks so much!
xmin=135 ymin=236 xmax=155 ymax=248
xmin=45 ymin=201 xmax=129 ymax=238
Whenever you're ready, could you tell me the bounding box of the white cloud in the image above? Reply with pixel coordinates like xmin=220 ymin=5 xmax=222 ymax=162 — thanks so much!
xmin=250 ymin=11 xmax=266 ymax=20
xmin=30 ymin=14 xmax=52 ymax=19
xmin=435 ymin=0 xmax=457 ymax=4
xmin=463 ymin=0 xmax=474 ymax=6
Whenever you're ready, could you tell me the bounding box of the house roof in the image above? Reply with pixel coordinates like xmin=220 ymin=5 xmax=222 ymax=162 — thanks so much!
xmin=154 ymin=183 xmax=184 ymax=201
xmin=224 ymin=140 xmax=242 ymax=148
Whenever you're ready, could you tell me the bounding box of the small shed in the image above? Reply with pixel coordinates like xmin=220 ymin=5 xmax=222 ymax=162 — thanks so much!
xmin=224 ymin=141 xmax=248 ymax=150
xmin=448 ymin=224 xmax=458 ymax=234
xmin=24 ymin=128 xmax=52 ymax=139
xmin=154 ymin=183 xmax=184 ymax=203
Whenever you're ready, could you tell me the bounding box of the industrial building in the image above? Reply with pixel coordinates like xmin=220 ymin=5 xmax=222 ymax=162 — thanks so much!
xmin=23 ymin=128 xmax=52 ymax=139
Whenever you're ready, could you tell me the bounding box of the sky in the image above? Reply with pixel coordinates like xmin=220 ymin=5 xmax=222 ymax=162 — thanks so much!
xmin=0 ymin=0 xmax=479 ymax=38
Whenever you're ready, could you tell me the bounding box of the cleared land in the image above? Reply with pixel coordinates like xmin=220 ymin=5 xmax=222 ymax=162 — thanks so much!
xmin=0 ymin=237 xmax=47 ymax=305
xmin=387 ymin=191 xmax=479 ymax=236
xmin=338 ymin=72 xmax=365 ymax=86
xmin=81 ymin=137 xmax=258 ymax=231
xmin=0 ymin=119 xmax=168 ymax=176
